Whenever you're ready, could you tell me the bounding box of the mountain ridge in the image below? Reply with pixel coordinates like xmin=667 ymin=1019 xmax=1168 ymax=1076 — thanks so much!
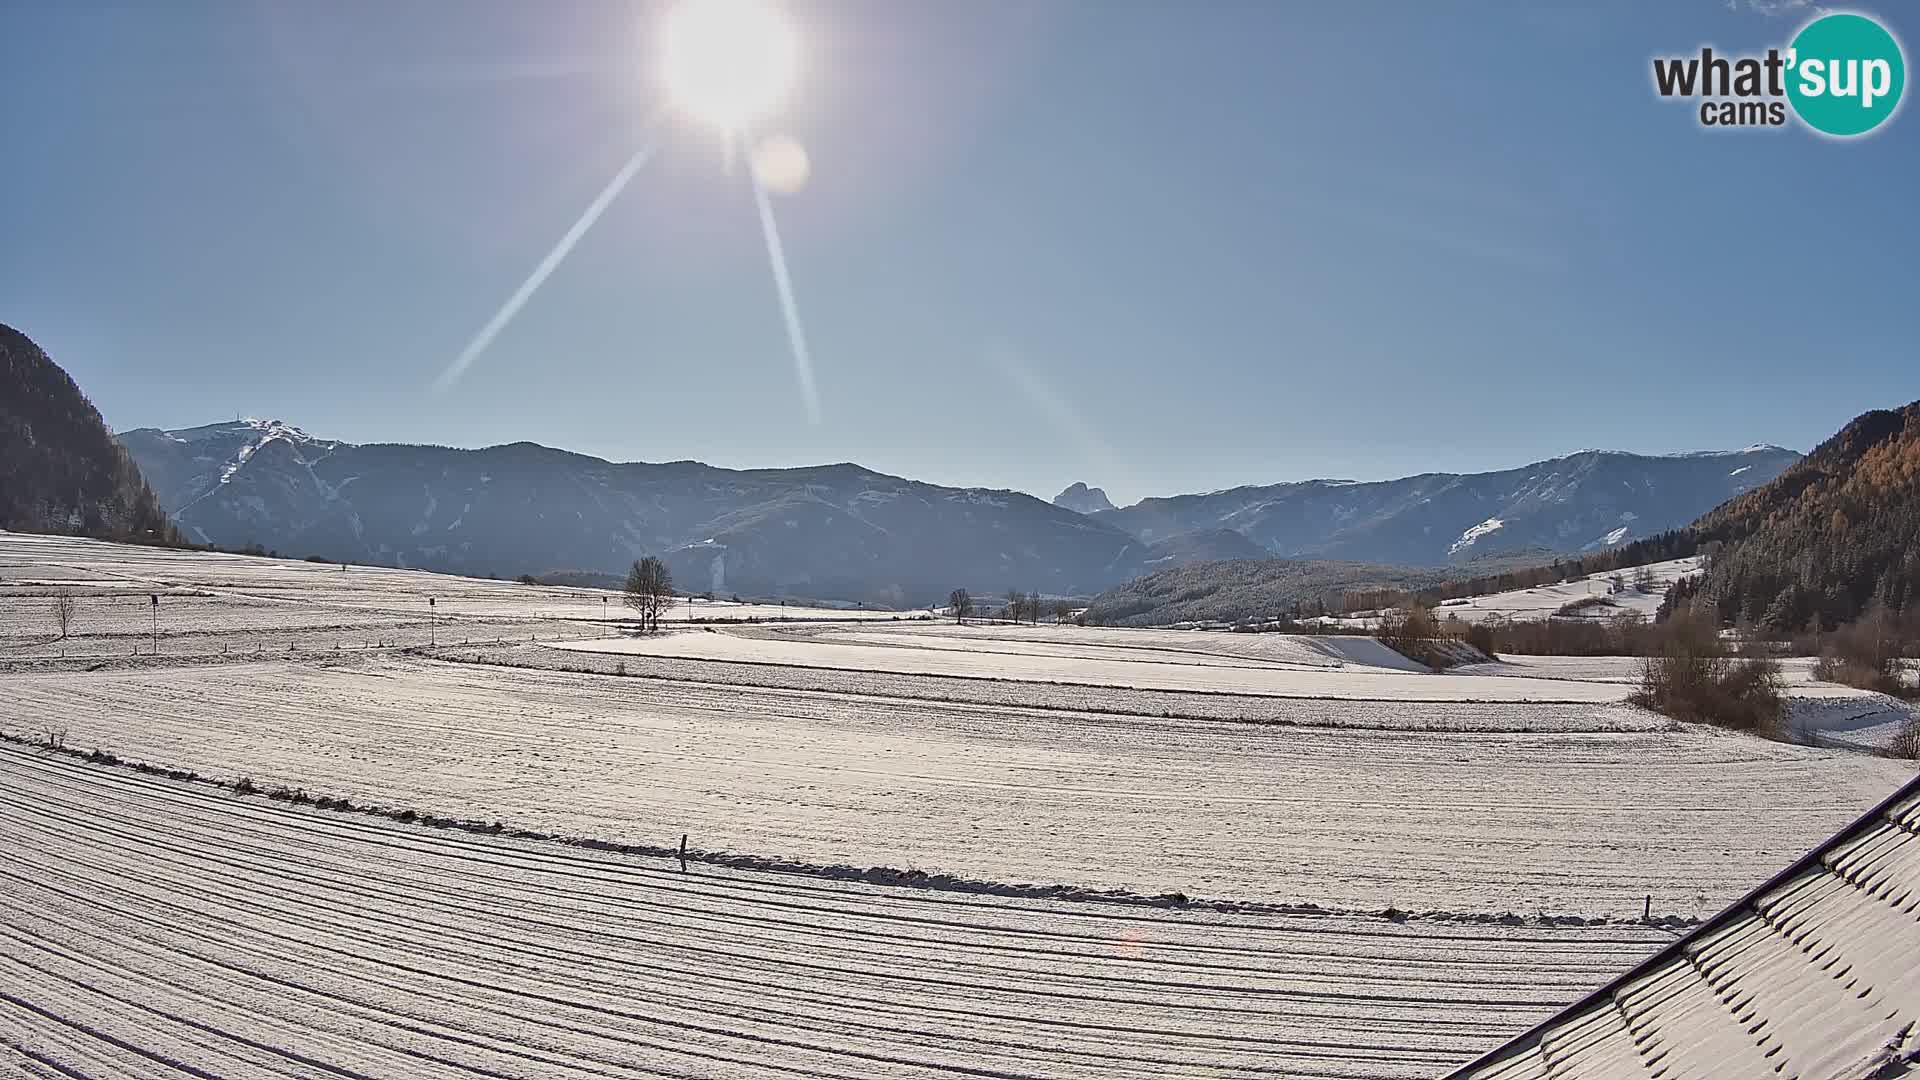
xmin=118 ymin=419 xmax=1150 ymax=605
xmin=1681 ymin=401 xmax=1920 ymax=631
xmin=1089 ymin=445 xmax=1799 ymax=566
xmin=118 ymin=418 xmax=1801 ymax=606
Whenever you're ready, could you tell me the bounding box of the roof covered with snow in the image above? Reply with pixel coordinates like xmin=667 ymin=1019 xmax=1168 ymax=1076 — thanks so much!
xmin=1449 ymin=773 xmax=1920 ymax=1080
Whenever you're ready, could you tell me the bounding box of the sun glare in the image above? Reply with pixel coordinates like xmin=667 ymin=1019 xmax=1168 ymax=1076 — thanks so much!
xmin=661 ymin=0 xmax=798 ymax=133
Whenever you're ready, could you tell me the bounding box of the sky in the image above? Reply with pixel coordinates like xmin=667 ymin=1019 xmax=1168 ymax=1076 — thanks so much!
xmin=3 ymin=1 xmax=1916 ymax=506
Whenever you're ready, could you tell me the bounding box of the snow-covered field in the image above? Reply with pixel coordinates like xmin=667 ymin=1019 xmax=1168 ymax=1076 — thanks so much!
xmin=2 ymin=653 xmax=1908 ymax=917
xmin=0 ymin=744 xmax=1677 ymax=1080
xmin=555 ymin=625 xmax=1632 ymax=702
xmin=0 ymin=532 xmax=914 ymax=659
xmin=1 ymin=533 xmax=1914 ymax=1078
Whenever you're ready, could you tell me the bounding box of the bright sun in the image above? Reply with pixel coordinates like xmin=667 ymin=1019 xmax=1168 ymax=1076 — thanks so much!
xmin=661 ymin=0 xmax=798 ymax=133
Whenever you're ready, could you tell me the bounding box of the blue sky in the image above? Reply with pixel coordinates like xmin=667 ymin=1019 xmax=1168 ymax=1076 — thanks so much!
xmin=3 ymin=1 xmax=1915 ymax=505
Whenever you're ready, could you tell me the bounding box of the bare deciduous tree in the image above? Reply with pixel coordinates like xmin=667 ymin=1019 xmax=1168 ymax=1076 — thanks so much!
xmin=948 ymin=588 xmax=972 ymax=624
xmin=1053 ymin=600 xmax=1075 ymax=624
xmin=50 ymin=592 xmax=75 ymax=640
xmin=1634 ymin=564 xmax=1658 ymax=593
xmin=624 ymin=556 xmax=674 ymax=634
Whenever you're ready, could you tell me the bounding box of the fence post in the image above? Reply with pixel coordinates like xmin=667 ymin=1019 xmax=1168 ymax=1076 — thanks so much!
xmin=678 ymin=833 xmax=688 ymax=874
xmin=1643 ymin=894 xmax=1651 ymax=921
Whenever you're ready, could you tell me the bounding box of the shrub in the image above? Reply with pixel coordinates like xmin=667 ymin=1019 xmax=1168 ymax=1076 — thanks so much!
xmin=1811 ymin=612 xmax=1907 ymax=695
xmin=1377 ymin=606 xmax=1459 ymax=671
xmin=1555 ymin=595 xmax=1618 ymax=617
xmin=1893 ymin=713 xmax=1920 ymax=760
xmin=1629 ymin=614 xmax=1786 ymax=735
xmin=1460 ymin=621 xmax=1499 ymax=661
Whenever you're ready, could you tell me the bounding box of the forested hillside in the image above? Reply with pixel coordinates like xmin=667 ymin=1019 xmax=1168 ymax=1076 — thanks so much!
xmin=1686 ymin=400 xmax=1920 ymax=632
xmin=0 ymin=323 xmax=175 ymax=542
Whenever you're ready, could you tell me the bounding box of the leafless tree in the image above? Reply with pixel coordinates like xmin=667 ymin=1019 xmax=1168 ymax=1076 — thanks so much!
xmin=1053 ymin=600 xmax=1075 ymax=624
xmin=625 ymin=556 xmax=674 ymax=633
xmin=50 ymin=592 xmax=75 ymax=640
xmin=1634 ymin=564 xmax=1658 ymax=593
xmin=948 ymin=588 xmax=972 ymax=624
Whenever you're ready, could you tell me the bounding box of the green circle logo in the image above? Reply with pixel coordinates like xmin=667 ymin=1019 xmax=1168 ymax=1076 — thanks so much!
xmin=1786 ymin=13 xmax=1905 ymax=137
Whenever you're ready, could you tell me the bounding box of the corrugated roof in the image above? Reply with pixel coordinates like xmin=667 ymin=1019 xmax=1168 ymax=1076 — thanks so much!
xmin=1447 ymin=773 xmax=1920 ymax=1080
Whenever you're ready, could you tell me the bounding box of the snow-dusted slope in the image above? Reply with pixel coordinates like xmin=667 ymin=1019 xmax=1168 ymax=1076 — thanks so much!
xmin=1426 ymin=557 xmax=1704 ymax=625
xmin=1097 ymin=447 xmax=1799 ymax=565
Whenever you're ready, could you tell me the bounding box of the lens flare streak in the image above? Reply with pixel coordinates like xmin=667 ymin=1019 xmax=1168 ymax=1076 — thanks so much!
xmin=435 ymin=141 xmax=658 ymax=392
xmin=748 ymin=155 xmax=821 ymax=422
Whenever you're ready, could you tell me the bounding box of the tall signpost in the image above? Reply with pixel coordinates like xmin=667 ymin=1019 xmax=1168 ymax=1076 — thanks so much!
xmin=149 ymin=593 xmax=159 ymax=654
xmin=428 ymin=596 xmax=436 ymax=647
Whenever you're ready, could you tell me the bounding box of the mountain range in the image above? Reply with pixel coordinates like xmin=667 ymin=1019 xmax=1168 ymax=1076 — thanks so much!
xmin=117 ymin=420 xmax=1148 ymax=605
xmin=116 ymin=417 xmax=1798 ymax=606
xmin=1084 ymin=445 xmax=1799 ymax=567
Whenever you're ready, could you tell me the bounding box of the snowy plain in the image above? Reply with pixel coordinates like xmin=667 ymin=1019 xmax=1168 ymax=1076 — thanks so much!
xmin=0 ymin=744 xmax=1677 ymax=1080
xmin=0 ymin=531 xmax=914 ymax=658
xmin=1 ymin=533 xmax=1915 ymax=1079
xmin=3 ymin=651 xmax=1908 ymax=917
xmin=553 ymin=625 xmax=1633 ymax=703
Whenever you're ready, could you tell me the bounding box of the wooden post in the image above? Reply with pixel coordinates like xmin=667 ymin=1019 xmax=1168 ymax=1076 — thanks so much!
xmin=678 ymin=833 xmax=688 ymax=874
xmin=1643 ymin=894 xmax=1651 ymax=921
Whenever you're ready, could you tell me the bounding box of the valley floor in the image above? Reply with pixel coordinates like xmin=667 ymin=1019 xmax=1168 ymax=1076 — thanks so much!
xmin=0 ymin=742 xmax=1672 ymax=1080
xmin=2 ymin=651 xmax=1905 ymax=917
xmin=0 ymin=532 xmax=1914 ymax=1078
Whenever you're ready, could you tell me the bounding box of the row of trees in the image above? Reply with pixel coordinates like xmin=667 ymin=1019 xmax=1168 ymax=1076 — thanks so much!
xmin=945 ymin=588 xmax=1075 ymax=625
